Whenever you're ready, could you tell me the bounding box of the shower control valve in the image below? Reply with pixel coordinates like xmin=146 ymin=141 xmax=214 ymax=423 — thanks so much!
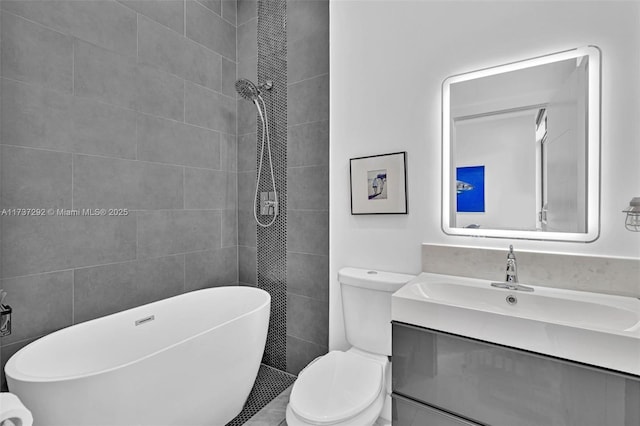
xmin=260 ymin=192 xmax=278 ymax=216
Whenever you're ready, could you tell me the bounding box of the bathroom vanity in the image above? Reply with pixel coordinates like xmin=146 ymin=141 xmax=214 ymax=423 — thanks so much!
xmin=388 ymin=43 xmax=640 ymax=425
xmin=390 ymin=273 xmax=640 ymax=426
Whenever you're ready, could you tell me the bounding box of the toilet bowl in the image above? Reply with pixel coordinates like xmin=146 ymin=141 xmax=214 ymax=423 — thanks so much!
xmin=286 ymin=349 xmax=388 ymax=426
xmin=286 ymin=267 xmax=415 ymax=426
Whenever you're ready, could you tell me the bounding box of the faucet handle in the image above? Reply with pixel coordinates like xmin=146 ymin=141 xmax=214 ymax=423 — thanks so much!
xmin=505 ymin=245 xmax=518 ymax=283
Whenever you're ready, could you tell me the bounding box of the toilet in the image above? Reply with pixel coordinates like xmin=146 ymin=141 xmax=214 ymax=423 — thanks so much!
xmin=286 ymin=267 xmax=415 ymax=426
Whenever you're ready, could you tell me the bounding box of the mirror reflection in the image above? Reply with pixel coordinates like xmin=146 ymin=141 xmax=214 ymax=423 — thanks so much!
xmin=442 ymin=47 xmax=600 ymax=242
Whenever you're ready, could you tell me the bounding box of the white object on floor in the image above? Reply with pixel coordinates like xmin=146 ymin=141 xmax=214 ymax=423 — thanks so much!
xmin=5 ymin=286 xmax=271 ymax=426
xmin=286 ymin=267 xmax=415 ymax=425
xmin=0 ymin=393 xmax=33 ymax=426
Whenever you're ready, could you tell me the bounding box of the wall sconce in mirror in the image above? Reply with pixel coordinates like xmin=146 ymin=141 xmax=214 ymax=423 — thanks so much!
xmin=623 ymin=197 xmax=640 ymax=232
xmin=441 ymin=46 xmax=601 ymax=242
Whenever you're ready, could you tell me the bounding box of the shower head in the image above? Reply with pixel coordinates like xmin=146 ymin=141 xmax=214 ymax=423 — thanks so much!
xmin=235 ymin=78 xmax=260 ymax=101
xmin=235 ymin=79 xmax=273 ymax=101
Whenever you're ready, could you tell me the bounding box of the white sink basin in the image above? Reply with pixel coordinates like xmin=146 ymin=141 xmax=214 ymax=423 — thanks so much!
xmin=392 ymin=273 xmax=640 ymax=376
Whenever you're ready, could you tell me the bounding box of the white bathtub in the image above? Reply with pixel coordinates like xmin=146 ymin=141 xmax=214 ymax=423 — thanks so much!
xmin=5 ymin=286 xmax=270 ymax=426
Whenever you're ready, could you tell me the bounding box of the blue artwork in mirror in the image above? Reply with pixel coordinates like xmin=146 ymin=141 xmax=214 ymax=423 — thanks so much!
xmin=456 ymin=166 xmax=485 ymax=212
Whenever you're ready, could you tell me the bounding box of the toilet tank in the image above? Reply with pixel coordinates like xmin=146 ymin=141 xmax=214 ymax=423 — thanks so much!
xmin=339 ymin=267 xmax=415 ymax=356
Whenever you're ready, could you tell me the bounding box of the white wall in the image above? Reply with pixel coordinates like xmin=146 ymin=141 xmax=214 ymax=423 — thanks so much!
xmin=330 ymin=1 xmax=640 ymax=350
xmin=455 ymin=112 xmax=537 ymax=230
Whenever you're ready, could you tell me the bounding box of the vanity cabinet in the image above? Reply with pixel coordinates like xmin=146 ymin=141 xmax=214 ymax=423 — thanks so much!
xmin=392 ymin=322 xmax=640 ymax=426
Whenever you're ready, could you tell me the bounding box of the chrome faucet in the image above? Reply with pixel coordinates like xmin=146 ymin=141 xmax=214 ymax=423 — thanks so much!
xmin=505 ymin=245 xmax=518 ymax=283
xmin=491 ymin=245 xmax=534 ymax=292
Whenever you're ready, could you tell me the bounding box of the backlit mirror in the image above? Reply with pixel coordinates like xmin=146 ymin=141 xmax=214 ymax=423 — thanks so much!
xmin=442 ymin=46 xmax=600 ymax=242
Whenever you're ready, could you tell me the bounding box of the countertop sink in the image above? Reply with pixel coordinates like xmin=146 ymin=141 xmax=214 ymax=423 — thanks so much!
xmin=392 ymin=273 xmax=640 ymax=376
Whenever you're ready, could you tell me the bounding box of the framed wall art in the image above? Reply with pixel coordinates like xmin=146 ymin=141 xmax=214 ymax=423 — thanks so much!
xmin=350 ymin=152 xmax=408 ymax=215
xmin=456 ymin=165 xmax=485 ymax=213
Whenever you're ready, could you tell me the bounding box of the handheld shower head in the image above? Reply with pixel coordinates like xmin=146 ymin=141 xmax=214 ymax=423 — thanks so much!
xmin=235 ymin=78 xmax=260 ymax=101
xmin=234 ymin=78 xmax=277 ymax=227
xmin=235 ymin=78 xmax=273 ymax=101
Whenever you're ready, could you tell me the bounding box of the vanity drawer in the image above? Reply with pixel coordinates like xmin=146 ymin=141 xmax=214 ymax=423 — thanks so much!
xmin=392 ymin=393 xmax=482 ymax=426
xmin=392 ymin=322 xmax=640 ymax=426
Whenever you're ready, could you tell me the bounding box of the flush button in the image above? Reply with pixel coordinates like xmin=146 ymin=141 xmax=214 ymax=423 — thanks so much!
xmin=367 ymin=271 xmax=378 ymax=275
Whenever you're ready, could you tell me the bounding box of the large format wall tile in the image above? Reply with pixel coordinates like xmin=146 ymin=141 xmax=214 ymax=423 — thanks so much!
xmin=73 ymin=255 xmax=184 ymax=323
xmin=238 ymin=209 xmax=256 ymax=248
xmin=237 ymin=55 xmax=257 ymax=89
xmin=138 ymin=15 xmax=222 ymax=91
xmin=1 ymin=78 xmax=137 ymax=159
xmin=287 ymin=293 xmax=328 ymax=346
xmin=1 ymin=146 xmax=72 ymax=210
xmin=222 ymin=209 xmax=238 ymax=247
xmin=1 ymin=12 xmax=73 ymax=93
xmin=225 ymin=171 xmax=238 ymax=207
xmin=73 ymin=154 xmax=184 ymax=210
xmin=237 ymin=133 xmax=257 ymax=172
xmin=118 ymin=0 xmax=184 ymax=35
xmin=237 ymin=171 xmax=256 ymax=212
xmin=221 ymin=58 xmax=237 ymax=98
xmin=287 ymin=165 xmax=329 ymax=210
xmin=0 ymin=270 xmax=73 ymax=345
xmin=286 ymin=335 xmax=327 ymax=375
xmin=1 ymin=0 xmax=137 ymax=57
xmin=137 ymin=114 xmax=220 ymax=169
xmin=220 ymin=133 xmax=237 ymax=172
xmin=198 ymin=0 xmax=221 ymax=15
xmin=237 ymin=97 xmax=257 ymax=135
xmin=185 ymin=0 xmax=236 ymax=61
xmin=74 ymin=41 xmax=184 ymax=120
xmin=0 ymin=0 xmax=241 ymax=357
xmin=185 ymin=81 xmax=236 ymax=134
xmin=287 ymin=120 xmax=329 ymax=167
xmin=287 ymin=210 xmax=328 ymax=255
xmin=288 ymin=74 xmax=329 ymax=125
xmin=238 ymin=245 xmax=256 ymax=285
xmin=137 ymin=210 xmax=222 ymax=258
xmin=222 ymin=0 xmax=237 ymax=27
xmin=237 ymin=0 xmax=256 ymax=26
xmin=134 ymin=63 xmax=185 ymax=121
xmin=287 ymin=0 xmax=329 ymax=84
xmin=2 ymin=215 xmax=137 ymax=278
xmin=73 ymin=40 xmax=137 ymax=109
xmin=184 ymin=168 xmax=230 ymax=210
xmin=286 ymin=252 xmax=328 ymax=301
xmin=237 ymin=18 xmax=257 ymax=62
xmin=185 ymin=246 xmax=238 ymax=291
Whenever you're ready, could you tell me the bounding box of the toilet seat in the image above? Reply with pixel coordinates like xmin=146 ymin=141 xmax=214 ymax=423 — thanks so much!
xmin=288 ymin=351 xmax=384 ymax=425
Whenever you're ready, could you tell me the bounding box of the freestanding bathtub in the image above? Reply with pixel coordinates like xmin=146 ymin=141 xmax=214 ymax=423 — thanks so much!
xmin=5 ymin=286 xmax=270 ymax=426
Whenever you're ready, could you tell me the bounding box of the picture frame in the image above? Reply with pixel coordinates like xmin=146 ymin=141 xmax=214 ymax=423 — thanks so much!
xmin=456 ymin=165 xmax=485 ymax=213
xmin=350 ymin=152 xmax=408 ymax=215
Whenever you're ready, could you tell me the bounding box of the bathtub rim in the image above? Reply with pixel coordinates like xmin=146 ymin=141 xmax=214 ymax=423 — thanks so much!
xmin=5 ymin=286 xmax=271 ymax=384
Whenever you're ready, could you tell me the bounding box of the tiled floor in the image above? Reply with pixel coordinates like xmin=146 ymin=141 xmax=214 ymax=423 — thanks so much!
xmin=241 ymin=383 xmax=392 ymax=426
xmin=243 ymin=385 xmax=292 ymax=426
xmin=226 ymin=364 xmax=295 ymax=426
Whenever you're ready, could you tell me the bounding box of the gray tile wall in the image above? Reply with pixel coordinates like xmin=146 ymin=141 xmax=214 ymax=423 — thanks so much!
xmin=236 ymin=0 xmax=258 ymax=288
xmin=0 ymin=0 xmax=239 ymax=389
xmin=285 ymin=0 xmax=329 ymax=375
xmin=0 ymin=8 xmax=3 ymax=285
xmin=235 ymin=0 xmax=329 ymax=375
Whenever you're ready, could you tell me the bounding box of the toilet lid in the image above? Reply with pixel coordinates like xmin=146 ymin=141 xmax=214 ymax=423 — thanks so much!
xmin=289 ymin=351 xmax=383 ymax=425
